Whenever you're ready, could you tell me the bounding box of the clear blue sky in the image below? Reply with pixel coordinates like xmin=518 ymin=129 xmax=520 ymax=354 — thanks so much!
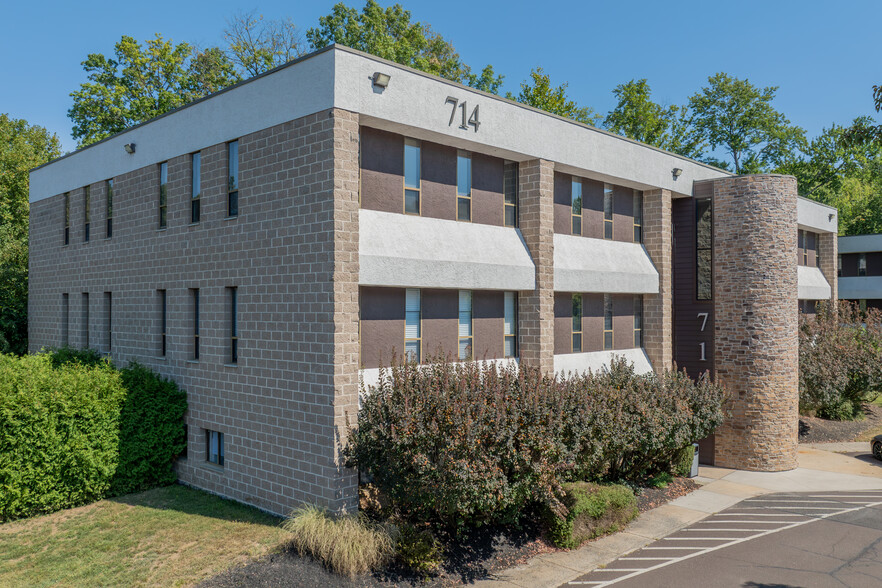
xmin=2 ymin=0 xmax=879 ymax=153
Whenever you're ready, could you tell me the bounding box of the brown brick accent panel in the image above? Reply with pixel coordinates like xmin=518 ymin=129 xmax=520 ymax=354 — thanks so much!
xmin=711 ymin=175 xmax=798 ymax=472
xmin=517 ymin=159 xmax=555 ymax=374
xmin=818 ymin=231 xmax=838 ymax=306
xmin=642 ymin=189 xmax=673 ymax=373
xmin=29 ymin=108 xmax=360 ymax=515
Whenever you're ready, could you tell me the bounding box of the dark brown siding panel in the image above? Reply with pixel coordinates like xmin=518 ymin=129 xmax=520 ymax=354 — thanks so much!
xmin=613 ymin=185 xmax=634 ymax=243
xmin=841 ymin=253 xmax=859 ymax=278
xmin=421 ymin=142 xmax=456 ymax=221
xmin=473 ymin=290 xmax=504 ymax=359
xmin=582 ymin=293 xmax=603 ymax=352
xmin=422 ymin=289 xmax=458 ymax=359
xmin=868 ymin=252 xmax=882 ymax=276
xmin=582 ymin=179 xmax=604 ymax=240
xmin=554 ymin=173 xmax=572 ymax=234
xmin=472 ymin=154 xmax=504 ymax=227
xmin=360 ymin=286 xmax=405 ymax=368
xmin=360 ymin=128 xmax=402 ymax=214
xmin=554 ymin=292 xmax=573 ymax=354
xmin=613 ymin=294 xmax=634 ymax=350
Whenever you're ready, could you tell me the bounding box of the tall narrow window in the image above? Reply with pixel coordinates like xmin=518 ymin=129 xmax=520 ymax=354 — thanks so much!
xmin=159 ymin=289 xmax=167 ymax=357
xmin=696 ymin=198 xmax=712 ymax=300
xmin=838 ymin=254 xmax=842 ymax=277
xmin=83 ymin=185 xmax=91 ymax=242
xmin=404 ymin=138 xmax=420 ymax=214
xmin=571 ymin=179 xmax=583 ymax=235
xmin=191 ymin=152 xmax=201 ymax=223
xmin=82 ymin=292 xmax=90 ymax=349
xmin=206 ymin=430 xmax=224 ymax=466
xmin=457 ymin=151 xmax=471 ymax=221
xmin=228 ymin=140 xmax=239 ymax=217
xmin=799 ymin=230 xmax=807 ymax=265
xmin=504 ymin=291 xmax=518 ymax=358
xmin=603 ymin=184 xmax=614 ymax=239
xmin=229 ymin=287 xmax=238 ymax=364
xmin=192 ymin=288 xmax=200 ymax=360
xmin=603 ymin=294 xmax=613 ymax=350
xmin=404 ymin=288 xmax=421 ymax=362
xmin=159 ymin=162 xmax=168 ymax=228
xmin=458 ymin=290 xmax=473 ymax=360
xmin=503 ymin=161 xmax=518 ymax=227
xmin=572 ymin=293 xmax=582 ymax=353
xmin=62 ymin=293 xmax=69 ymax=346
xmin=104 ymin=292 xmax=112 ymax=353
xmin=633 ymin=295 xmax=643 ymax=348
xmin=859 ymin=253 xmax=867 ymax=277
xmin=63 ymin=192 xmax=70 ymax=245
xmin=815 ymin=235 xmax=821 ymax=268
xmin=633 ymin=190 xmax=643 ymax=243
xmin=105 ymin=179 xmax=113 ymax=238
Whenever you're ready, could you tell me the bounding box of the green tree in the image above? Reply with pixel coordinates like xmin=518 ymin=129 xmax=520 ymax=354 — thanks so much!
xmin=68 ymin=35 xmax=241 ymax=147
xmin=307 ymin=1 xmax=503 ymax=92
xmin=843 ymin=85 xmax=882 ymax=146
xmin=507 ymin=67 xmax=600 ymax=125
xmin=0 ymin=114 xmax=61 ymax=354
xmin=223 ymin=11 xmax=306 ymax=78
xmin=604 ymin=78 xmax=704 ymax=159
xmin=688 ymin=73 xmax=805 ymax=174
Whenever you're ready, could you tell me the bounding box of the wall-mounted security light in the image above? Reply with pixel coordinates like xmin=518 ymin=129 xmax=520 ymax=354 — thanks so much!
xmin=372 ymin=72 xmax=391 ymax=88
xmin=829 ymin=213 xmax=835 ymax=221
xmin=672 ymin=167 xmax=683 ymax=178
xmin=124 ymin=143 xmax=136 ymax=154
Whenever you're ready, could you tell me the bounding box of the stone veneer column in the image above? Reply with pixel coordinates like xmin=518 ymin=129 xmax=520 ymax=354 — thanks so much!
xmin=712 ymin=175 xmax=799 ymax=471
xmin=331 ymin=108 xmax=360 ymax=512
xmin=819 ymin=231 xmax=838 ymax=306
xmin=642 ymin=189 xmax=673 ymax=374
xmin=518 ymin=159 xmax=555 ymax=374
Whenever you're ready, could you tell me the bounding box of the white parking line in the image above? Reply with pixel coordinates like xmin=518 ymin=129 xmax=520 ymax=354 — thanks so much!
xmin=642 ymin=546 xmax=703 ymax=550
xmin=696 ymin=520 xmax=802 ymax=523
xmin=684 ymin=528 xmax=774 ymax=532
xmin=710 ymin=513 xmax=805 ymax=517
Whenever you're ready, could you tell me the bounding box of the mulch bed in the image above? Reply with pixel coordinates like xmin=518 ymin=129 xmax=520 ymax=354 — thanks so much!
xmin=798 ymin=403 xmax=882 ymax=444
xmin=200 ymin=478 xmax=698 ymax=588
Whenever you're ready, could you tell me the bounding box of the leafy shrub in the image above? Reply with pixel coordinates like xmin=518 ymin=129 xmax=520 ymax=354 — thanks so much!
xmin=284 ymin=505 xmax=395 ymax=578
xmin=546 ymin=482 xmax=638 ymax=549
xmin=0 ymin=353 xmax=124 ymax=521
xmin=349 ymin=356 xmax=725 ymax=530
xmin=673 ymin=445 xmax=695 ymax=477
xmin=49 ymin=346 xmax=108 ymax=369
xmin=396 ymin=522 xmax=443 ymax=575
xmin=799 ymin=302 xmax=882 ymax=420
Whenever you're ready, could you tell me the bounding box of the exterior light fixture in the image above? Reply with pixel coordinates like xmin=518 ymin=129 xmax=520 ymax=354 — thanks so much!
xmin=372 ymin=72 xmax=391 ymax=88
xmin=672 ymin=167 xmax=683 ymax=178
xmin=829 ymin=213 xmax=835 ymax=221
xmin=124 ymin=143 xmax=136 ymax=154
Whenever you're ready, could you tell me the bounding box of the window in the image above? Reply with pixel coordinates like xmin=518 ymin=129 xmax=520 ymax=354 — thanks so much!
xmin=159 ymin=162 xmax=168 ymax=229
xmin=503 ymin=161 xmax=518 ymax=227
xmin=83 ymin=185 xmax=91 ymax=242
xmin=63 ymin=192 xmax=70 ymax=245
xmin=229 ymin=287 xmax=238 ymax=364
xmin=633 ymin=295 xmax=643 ymax=348
xmin=228 ymin=140 xmax=239 ymax=217
xmin=799 ymin=230 xmax=807 ymax=265
xmin=62 ymin=293 xmax=69 ymax=346
xmin=571 ymin=179 xmax=582 ymax=235
xmin=633 ymin=190 xmax=643 ymax=243
xmin=838 ymin=254 xmax=842 ymax=277
xmin=191 ymin=152 xmax=201 ymax=223
xmin=404 ymin=288 xmax=421 ymax=362
xmin=159 ymin=290 xmax=167 ymax=357
xmin=82 ymin=292 xmax=90 ymax=349
xmin=504 ymin=291 xmax=518 ymax=358
xmin=572 ymin=293 xmax=582 ymax=353
xmin=404 ymin=138 xmax=420 ymax=214
xmin=603 ymin=294 xmax=613 ymax=350
xmin=603 ymin=184 xmax=614 ymax=240
xmin=859 ymin=253 xmax=867 ymax=277
xmin=696 ymin=198 xmax=712 ymax=300
xmin=104 ymin=292 xmax=112 ymax=353
xmin=206 ymin=430 xmax=224 ymax=466
xmin=458 ymin=290 xmax=473 ymax=360
xmin=457 ymin=151 xmax=471 ymax=221
xmin=815 ymin=235 xmax=821 ymax=268
xmin=105 ymin=179 xmax=113 ymax=238
xmin=860 ymin=299 xmax=868 ymax=312
xmin=192 ymin=288 xmax=200 ymax=360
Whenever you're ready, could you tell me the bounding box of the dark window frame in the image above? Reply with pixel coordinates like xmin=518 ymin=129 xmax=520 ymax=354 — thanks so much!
xmin=227 ymin=140 xmax=239 ymax=217
xmin=603 ymin=294 xmax=613 ymax=350
xmin=503 ymin=161 xmax=518 ymax=228
xmin=159 ymin=162 xmax=168 ymax=229
xmin=83 ymin=185 xmax=91 ymax=242
xmin=696 ymin=198 xmax=713 ymax=301
xmin=572 ymin=293 xmax=582 ymax=353
xmin=159 ymin=289 xmax=167 ymax=357
xmin=63 ymin=192 xmax=70 ymax=245
xmin=206 ymin=429 xmax=224 ymax=466
xmin=230 ymin=286 xmax=238 ymax=364
xmin=191 ymin=152 xmax=201 ymax=224
xmin=105 ymin=179 xmax=113 ymax=238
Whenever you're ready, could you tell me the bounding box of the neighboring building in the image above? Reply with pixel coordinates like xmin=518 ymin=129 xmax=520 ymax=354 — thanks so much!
xmin=29 ymin=45 xmax=838 ymax=516
xmin=838 ymin=234 xmax=882 ymax=310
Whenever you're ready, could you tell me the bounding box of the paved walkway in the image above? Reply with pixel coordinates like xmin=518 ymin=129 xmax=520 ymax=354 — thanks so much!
xmin=473 ymin=445 xmax=882 ymax=588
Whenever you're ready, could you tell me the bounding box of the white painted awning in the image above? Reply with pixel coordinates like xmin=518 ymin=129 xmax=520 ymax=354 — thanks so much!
xmin=839 ymin=276 xmax=882 ymax=301
xmin=553 ymin=234 xmax=658 ymax=294
xmin=553 ymin=348 xmax=653 ymax=376
xmin=359 ymin=209 xmax=535 ymax=290
xmin=798 ymin=266 xmax=832 ymax=300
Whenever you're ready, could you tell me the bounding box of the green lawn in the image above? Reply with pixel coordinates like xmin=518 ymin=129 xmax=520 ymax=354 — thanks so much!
xmin=0 ymin=484 xmax=290 ymax=587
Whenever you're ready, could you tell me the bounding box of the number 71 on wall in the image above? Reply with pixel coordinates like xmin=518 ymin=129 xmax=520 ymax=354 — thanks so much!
xmin=445 ymin=97 xmax=480 ymax=131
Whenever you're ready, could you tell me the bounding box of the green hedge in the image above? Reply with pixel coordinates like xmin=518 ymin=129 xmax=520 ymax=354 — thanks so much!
xmin=0 ymin=350 xmax=187 ymax=522
xmin=546 ymin=482 xmax=638 ymax=549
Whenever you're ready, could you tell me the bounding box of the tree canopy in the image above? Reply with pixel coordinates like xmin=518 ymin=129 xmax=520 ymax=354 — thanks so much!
xmin=507 ymin=67 xmax=600 ymax=126
xmin=224 ymin=11 xmax=306 ymax=77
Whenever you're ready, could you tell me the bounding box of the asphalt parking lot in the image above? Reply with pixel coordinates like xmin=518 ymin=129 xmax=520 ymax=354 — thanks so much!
xmin=564 ymin=490 xmax=882 ymax=588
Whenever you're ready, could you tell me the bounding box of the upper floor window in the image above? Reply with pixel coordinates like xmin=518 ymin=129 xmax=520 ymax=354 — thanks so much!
xmin=572 ymin=293 xmax=582 ymax=353
xmin=105 ymin=180 xmax=113 ymax=238
xmin=191 ymin=152 xmax=201 ymax=224
xmin=571 ymin=179 xmax=582 ymax=236
xmin=838 ymin=254 xmax=842 ymax=277
xmin=229 ymin=286 xmax=238 ymax=364
xmin=159 ymin=289 xmax=167 ymax=357
xmin=503 ymin=161 xmax=518 ymax=227
xmin=603 ymin=184 xmax=614 ymax=239
xmin=799 ymin=230 xmax=807 ymax=265
xmin=859 ymin=253 xmax=867 ymax=277
xmin=458 ymin=290 xmax=473 ymax=359
xmin=504 ymin=291 xmax=518 ymax=358
xmin=228 ymin=140 xmax=239 ymax=217
xmin=603 ymin=294 xmax=613 ymax=350
xmin=192 ymin=288 xmax=200 ymax=360
xmin=457 ymin=151 xmax=471 ymax=222
xmin=696 ymin=198 xmax=712 ymax=300
xmin=633 ymin=190 xmax=643 ymax=243
xmin=158 ymin=162 xmax=168 ymax=229
xmin=63 ymin=192 xmax=70 ymax=245
xmin=83 ymin=186 xmax=91 ymax=242
xmin=405 ymin=288 xmax=421 ymax=362
xmin=404 ymin=138 xmax=420 ymax=214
